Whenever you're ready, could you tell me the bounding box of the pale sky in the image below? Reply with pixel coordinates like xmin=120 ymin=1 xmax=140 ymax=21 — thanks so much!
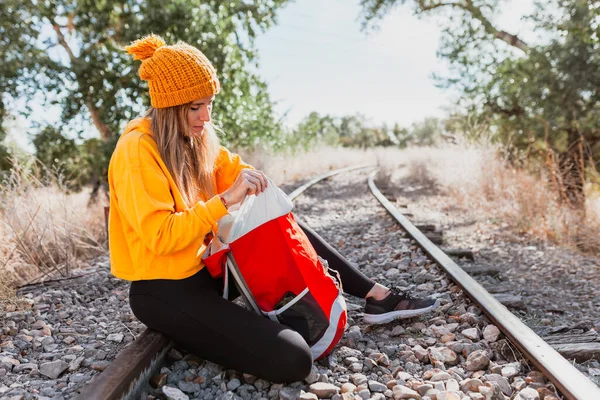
xmin=6 ymin=0 xmax=537 ymax=151
xmin=255 ymin=0 xmax=537 ymax=128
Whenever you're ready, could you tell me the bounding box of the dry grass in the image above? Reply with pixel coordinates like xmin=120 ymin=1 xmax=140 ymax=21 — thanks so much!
xmin=384 ymin=145 xmax=600 ymax=253
xmin=238 ymin=147 xmax=380 ymax=185
xmin=1 ymin=143 xmax=597 ymax=306
xmin=0 ymin=160 xmax=107 ymax=301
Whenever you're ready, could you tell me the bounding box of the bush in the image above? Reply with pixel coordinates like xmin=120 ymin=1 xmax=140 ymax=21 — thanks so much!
xmin=0 ymin=156 xmax=107 ymax=287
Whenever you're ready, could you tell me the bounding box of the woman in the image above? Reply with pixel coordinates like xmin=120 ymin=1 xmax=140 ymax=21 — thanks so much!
xmin=108 ymin=34 xmax=438 ymax=383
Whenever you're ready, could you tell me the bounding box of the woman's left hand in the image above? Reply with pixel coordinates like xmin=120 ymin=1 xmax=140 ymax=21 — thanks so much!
xmin=221 ymin=169 xmax=268 ymax=207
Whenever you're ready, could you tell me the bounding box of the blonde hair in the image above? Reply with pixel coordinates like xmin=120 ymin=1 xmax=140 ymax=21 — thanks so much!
xmin=146 ymin=104 xmax=220 ymax=206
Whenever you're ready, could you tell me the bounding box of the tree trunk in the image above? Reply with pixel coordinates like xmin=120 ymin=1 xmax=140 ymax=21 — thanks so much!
xmin=557 ymin=131 xmax=586 ymax=209
xmin=86 ymin=100 xmax=113 ymax=142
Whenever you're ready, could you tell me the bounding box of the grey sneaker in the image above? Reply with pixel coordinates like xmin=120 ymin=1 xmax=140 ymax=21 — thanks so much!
xmin=363 ymin=289 xmax=440 ymax=324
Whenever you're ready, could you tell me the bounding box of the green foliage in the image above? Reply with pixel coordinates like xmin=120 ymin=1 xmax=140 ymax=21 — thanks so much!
xmin=409 ymin=117 xmax=442 ymax=146
xmin=1 ymin=0 xmax=290 ymax=186
xmin=289 ymin=113 xmax=393 ymax=149
xmin=393 ymin=123 xmax=411 ymax=148
xmin=287 ymin=112 xmax=339 ymax=150
xmin=0 ymin=134 xmax=11 ymax=171
xmin=30 ymin=125 xmax=115 ymax=192
xmin=32 ymin=125 xmax=80 ymax=184
xmin=289 ymin=112 xmax=447 ymax=150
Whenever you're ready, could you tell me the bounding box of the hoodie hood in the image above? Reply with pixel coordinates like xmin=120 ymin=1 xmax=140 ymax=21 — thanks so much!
xmin=122 ymin=117 xmax=152 ymax=138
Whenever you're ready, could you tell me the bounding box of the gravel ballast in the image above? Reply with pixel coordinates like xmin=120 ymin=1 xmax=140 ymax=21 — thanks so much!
xmin=0 ymin=169 xmax=581 ymax=399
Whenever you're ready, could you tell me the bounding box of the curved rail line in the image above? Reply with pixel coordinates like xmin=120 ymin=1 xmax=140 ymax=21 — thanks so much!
xmin=367 ymin=169 xmax=600 ymax=400
xmin=78 ymin=164 xmax=600 ymax=400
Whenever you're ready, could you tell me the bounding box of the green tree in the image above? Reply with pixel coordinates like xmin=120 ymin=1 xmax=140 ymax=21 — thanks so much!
xmin=290 ymin=112 xmax=339 ymax=150
xmin=359 ymin=0 xmax=600 ymax=207
xmin=410 ymin=117 xmax=442 ymax=146
xmin=1 ymin=0 xmax=290 ymax=171
xmin=32 ymin=125 xmax=81 ymax=183
xmin=393 ymin=123 xmax=411 ymax=148
xmin=338 ymin=115 xmax=367 ymax=147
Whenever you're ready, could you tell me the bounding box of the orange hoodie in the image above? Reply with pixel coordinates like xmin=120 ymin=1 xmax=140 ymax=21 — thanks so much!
xmin=108 ymin=118 xmax=251 ymax=281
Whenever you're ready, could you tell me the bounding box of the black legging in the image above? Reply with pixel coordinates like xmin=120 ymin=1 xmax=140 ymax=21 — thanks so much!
xmin=128 ymin=219 xmax=375 ymax=383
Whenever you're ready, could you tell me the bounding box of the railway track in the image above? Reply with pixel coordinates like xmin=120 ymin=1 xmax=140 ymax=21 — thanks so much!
xmin=78 ymin=165 xmax=600 ymax=400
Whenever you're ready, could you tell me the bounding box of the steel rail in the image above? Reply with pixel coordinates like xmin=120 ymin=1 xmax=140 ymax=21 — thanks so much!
xmin=77 ymin=329 xmax=170 ymax=399
xmin=286 ymin=163 xmax=376 ymax=200
xmin=77 ymin=164 xmax=375 ymax=400
xmin=367 ymin=169 xmax=600 ymax=400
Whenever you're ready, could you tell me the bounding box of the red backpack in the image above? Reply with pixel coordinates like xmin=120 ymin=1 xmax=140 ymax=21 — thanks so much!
xmin=203 ymin=181 xmax=347 ymax=360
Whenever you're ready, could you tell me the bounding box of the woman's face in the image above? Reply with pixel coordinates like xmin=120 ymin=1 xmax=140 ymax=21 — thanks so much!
xmin=187 ymin=95 xmax=214 ymax=137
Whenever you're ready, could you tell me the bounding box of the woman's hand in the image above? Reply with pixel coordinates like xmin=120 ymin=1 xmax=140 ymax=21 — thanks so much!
xmin=221 ymin=169 xmax=268 ymax=208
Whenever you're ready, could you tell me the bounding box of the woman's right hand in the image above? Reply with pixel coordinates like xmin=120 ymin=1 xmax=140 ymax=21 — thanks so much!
xmin=220 ymin=169 xmax=268 ymax=208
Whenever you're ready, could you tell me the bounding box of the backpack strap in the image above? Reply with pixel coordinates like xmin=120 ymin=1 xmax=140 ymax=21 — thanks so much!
xmin=225 ymin=252 xmax=261 ymax=315
xmin=222 ymin=256 xmax=229 ymax=300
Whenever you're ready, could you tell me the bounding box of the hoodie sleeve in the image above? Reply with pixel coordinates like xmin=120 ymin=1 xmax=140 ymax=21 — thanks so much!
xmin=215 ymin=146 xmax=254 ymax=193
xmin=112 ymin=138 xmax=228 ymax=256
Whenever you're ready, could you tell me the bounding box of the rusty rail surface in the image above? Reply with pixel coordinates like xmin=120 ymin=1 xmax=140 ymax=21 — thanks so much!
xmin=77 ymin=330 xmax=170 ymax=399
xmin=367 ymin=169 xmax=600 ymax=400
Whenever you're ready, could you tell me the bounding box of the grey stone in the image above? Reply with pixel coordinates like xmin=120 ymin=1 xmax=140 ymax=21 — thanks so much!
xmin=416 ymin=385 xmax=433 ymax=396
xmin=336 ymin=346 xmax=363 ymax=359
xmin=32 ymin=320 xmax=46 ymax=329
xmin=90 ymin=360 xmax=111 ymax=371
xmin=309 ymin=382 xmax=339 ymax=398
xmin=162 ymin=385 xmax=190 ymax=400
xmin=391 ymin=385 xmax=422 ymax=399
xmin=39 ymin=360 xmax=68 ymax=379
xmin=298 ymin=393 xmax=318 ymax=400
xmin=305 ymin=365 xmax=320 ymax=384
xmin=445 ymin=379 xmax=459 ymax=392
xmin=39 ymin=386 xmax=57 ymax=397
xmin=69 ymin=356 xmax=85 ymax=372
xmin=178 ymin=381 xmax=200 ymax=394
xmin=368 ymin=380 xmax=387 ymax=393
xmin=12 ymin=363 xmax=37 ymax=373
xmin=514 ymin=388 xmax=540 ymax=400
xmin=43 ymin=344 xmax=59 ymax=352
xmin=279 ymin=386 xmax=303 ymax=400
xmin=483 ymin=325 xmax=501 ymax=342
xmin=479 ymin=384 xmax=504 ymax=400
xmin=390 ymin=326 xmax=406 ymax=337
xmin=424 ymin=389 xmax=441 ymax=399
xmin=436 ymin=391 xmax=460 ymax=400
xmin=460 ymin=378 xmax=483 ymax=393
xmin=254 ymin=379 xmax=270 ymax=391
xmin=106 ymin=333 xmax=124 ymax=343
xmin=349 ymin=362 xmax=363 ymax=372
xmin=168 ymin=348 xmax=183 ymax=361
xmin=218 ymin=391 xmax=242 ymax=400
xmin=227 ymin=378 xmax=242 ymax=391
xmin=69 ymin=373 xmax=91 ymax=384
xmin=483 ymin=374 xmax=512 ymax=396
xmin=430 ymin=372 xmax=451 ymax=382
xmin=501 ymin=362 xmax=520 ymax=379
xmin=465 ymin=350 xmax=489 ymax=371
xmin=461 ymin=328 xmax=479 ymax=340
xmin=351 ymin=373 xmax=368 ymax=386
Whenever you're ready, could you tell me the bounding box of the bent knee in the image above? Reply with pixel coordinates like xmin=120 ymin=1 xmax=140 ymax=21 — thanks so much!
xmin=266 ymin=330 xmax=313 ymax=383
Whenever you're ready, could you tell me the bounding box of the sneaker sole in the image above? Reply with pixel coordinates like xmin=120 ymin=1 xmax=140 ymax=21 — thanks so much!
xmin=363 ymin=299 xmax=441 ymax=325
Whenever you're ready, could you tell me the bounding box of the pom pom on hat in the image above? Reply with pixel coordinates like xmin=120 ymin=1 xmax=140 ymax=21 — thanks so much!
xmin=125 ymin=34 xmax=166 ymax=61
xmin=124 ymin=34 xmax=220 ymax=108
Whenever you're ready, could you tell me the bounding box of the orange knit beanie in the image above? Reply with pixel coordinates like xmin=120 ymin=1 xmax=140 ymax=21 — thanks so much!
xmin=124 ymin=34 xmax=221 ymax=108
